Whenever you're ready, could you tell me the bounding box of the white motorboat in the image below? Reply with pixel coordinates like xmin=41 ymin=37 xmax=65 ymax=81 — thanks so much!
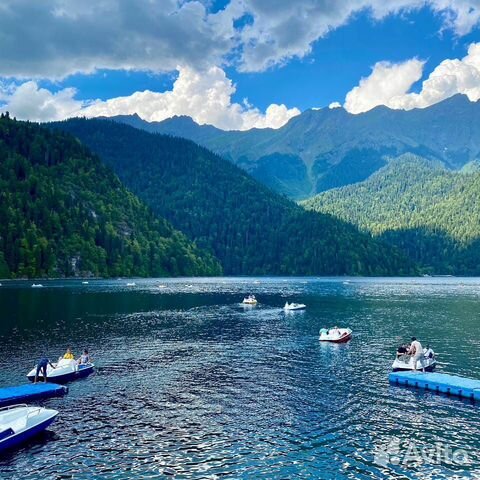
xmin=392 ymin=350 xmax=437 ymax=372
xmin=126 ymin=282 xmax=136 ymax=287
xmin=242 ymin=295 xmax=257 ymax=305
xmin=319 ymin=327 xmax=352 ymax=343
xmin=284 ymin=302 xmax=306 ymax=311
xmin=0 ymin=405 xmax=58 ymax=453
xmin=27 ymin=358 xmax=95 ymax=383
xmin=82 ymin=281 xmax=89 ymax=285
xmin=31 ymin=283 xmax=43 ymax=288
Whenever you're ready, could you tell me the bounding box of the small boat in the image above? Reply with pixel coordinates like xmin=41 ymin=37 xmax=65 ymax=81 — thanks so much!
xmin=31 ymin=283 xmax=43 ymax=288
xmin=126 ymin=282 xmax=136 ymax=287
xmin=0 ymin=404 xmax=58 ymax=453
xmin=392 ymin=350 xmax=437 ymax=372
xmin=242 ymin=295 xmax=257 ymax=305
xmin=158 ymin=284 xmax=167 ymax=289
xmin=284 ymin=302 xmax=306 ymax=311
xmin=82 ymin=281 xmax=89 ymax=285
xmin=319 ymin=327 xmax=352 ymax=343
xmin=27 ymin=358 xmax=95 ymax=383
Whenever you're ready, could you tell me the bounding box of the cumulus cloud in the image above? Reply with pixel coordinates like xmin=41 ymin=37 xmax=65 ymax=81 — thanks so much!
xmin=343 ymin=42 xmax=480 ymax=113
xmin=344 ymin=59 xmax=425 ymax=113
xmin=0 ymin=67 xmax=300 ymax=130
xmin=328 ymin=102 xmax=342 ymax=109
xmin=0 ymin=0 xmax=479 ymax=77
xmin=1 ymin=81 xmax=83 ymax=121
xmin=82 ymin=65 xmax=300 ymax=130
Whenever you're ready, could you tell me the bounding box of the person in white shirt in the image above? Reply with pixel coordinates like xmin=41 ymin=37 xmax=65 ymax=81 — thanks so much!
xmin=423 ymin=345 xmax=434 ymax=359
xmin=409 ymin=337 xmax=424 ymax=372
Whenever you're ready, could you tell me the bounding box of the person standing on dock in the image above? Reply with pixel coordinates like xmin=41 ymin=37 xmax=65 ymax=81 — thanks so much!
xmin=34 ymin=355 xmax=56 ymax=383
xmin=409 ymin=337 xmax=425 ymax=372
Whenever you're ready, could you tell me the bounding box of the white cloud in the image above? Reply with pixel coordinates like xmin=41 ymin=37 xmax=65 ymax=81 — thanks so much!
xmin=0 ymin=67 xmax=300 ymax=130
xmin=81 ymin=65 xmax=300 ymax=130
xmin=1 ymin=81 xmax=83 ymax=121
xmin=344 ymin=59 xmax=425 ymax=113
xmin=329 ymin=102 xmax=342 ymax=109
xmin=343 ymin=42 xmax=480 ymax=113
xmin=0 ymin=0 xmax=479 ymax=78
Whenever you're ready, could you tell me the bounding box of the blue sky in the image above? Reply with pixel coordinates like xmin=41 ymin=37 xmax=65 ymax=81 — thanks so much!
xmin=1 ymin=1 xmax=480 ymax=129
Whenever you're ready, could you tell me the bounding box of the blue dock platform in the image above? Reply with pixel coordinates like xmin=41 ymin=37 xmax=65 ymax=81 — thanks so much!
xmin=389 ymin=371 xmax=480 ymax=401
xmin=0 ymin=383 xmax=68 ymax=407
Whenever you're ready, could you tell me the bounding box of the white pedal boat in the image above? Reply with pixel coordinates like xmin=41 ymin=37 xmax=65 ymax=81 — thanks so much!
xmin=0 ymin=405 xmax=58 ymax=452
xmin=284 ymin=302 xmax=306 ymax=311
xmin=392 ymin=352 xmax=437 ymax=372
xmin=27 ymin=358 xmax=94 ymax=383
xmin=242 ymin=295 xmax=257 ymax=305
xmin=319 ymin=327 xmax=352 ymax=343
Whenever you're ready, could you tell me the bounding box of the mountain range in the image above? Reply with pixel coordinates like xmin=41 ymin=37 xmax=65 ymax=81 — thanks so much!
xmin=109 ymin=94 xmax=480 ymax=199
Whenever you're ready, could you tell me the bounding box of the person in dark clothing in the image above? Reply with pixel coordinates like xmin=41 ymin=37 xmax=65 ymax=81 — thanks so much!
xmin=34 ymin=355 xmax=56 ymax=383
xmin=396 ymin=344 xmax=409 ymax=357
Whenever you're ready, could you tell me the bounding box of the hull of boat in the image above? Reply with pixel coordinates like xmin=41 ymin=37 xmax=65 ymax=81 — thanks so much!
xmin=0 ymin=415 xmax=56 ymax=452
xmin=392 ymin=361 xmax=436 ymax=372
xmin=320 ymin=332 xmax=352 ymax=343
xmin=27 ymin=364 xmax=94 ymax=384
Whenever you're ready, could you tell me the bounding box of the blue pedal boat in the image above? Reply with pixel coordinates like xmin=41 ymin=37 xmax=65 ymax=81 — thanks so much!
xmin=0 ymin=404 xmax=58 ymax=453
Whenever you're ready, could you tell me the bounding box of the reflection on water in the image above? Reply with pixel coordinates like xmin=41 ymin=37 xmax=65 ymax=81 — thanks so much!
xmin=0 ymin=277 xmax=479 ymax=479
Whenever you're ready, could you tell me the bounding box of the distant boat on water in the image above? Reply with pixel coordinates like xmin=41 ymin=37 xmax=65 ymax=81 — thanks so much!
xmin=31 ymin=284 xmax=43 ymax=288
xmin=242 ymin=295 xmax=257 ymax=305
xmin=284 ymin=302 xmax=306 ymax=311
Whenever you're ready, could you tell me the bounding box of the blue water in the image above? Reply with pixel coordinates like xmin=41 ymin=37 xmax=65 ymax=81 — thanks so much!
xmin=0 ymin=277 xmax=479 ymax=479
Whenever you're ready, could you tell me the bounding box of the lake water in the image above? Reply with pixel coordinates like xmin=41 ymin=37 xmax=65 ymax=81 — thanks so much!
xmin=0 ymin=277 xmax=479 ymax=479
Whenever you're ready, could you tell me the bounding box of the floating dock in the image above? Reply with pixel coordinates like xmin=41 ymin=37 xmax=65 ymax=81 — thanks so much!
xmin=0 ymin=383 xmax=68 ymax=407
xmin=389 ymin=371 xmax=480 ymax=401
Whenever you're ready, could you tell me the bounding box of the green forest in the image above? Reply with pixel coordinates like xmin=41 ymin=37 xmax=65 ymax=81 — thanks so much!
xmin=52 ymin=118 xmax=413 ymax=276
xmin=0 ymin=114 xmax=221 ymax=278
xmin=303 ymin=154 xmax=480 ymax=274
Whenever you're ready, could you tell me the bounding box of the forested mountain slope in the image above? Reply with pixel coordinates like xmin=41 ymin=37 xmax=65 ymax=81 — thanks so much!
xmin=52 ymin=118 xmax=414 ymax=276
xmin=0 ymin=114 xmax=221 ymax=278
xmin=303 ymin=154 xmax=480 ymax=274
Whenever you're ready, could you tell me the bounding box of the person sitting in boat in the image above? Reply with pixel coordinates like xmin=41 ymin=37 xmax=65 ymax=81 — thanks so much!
xmin=34 ymin=355 xmax=56 ymax=384
xmin=77 ymin=349 xmax=91 ymax=365
xmin=423 ymin=345 xmax=434 ymax=359
xmin=63 ymin=347 xmax=75 ymax=360
xmin=396 ymin=344 xmax=409 ymax=358
xmin=408 ymin=337 xmax=425 ymax=372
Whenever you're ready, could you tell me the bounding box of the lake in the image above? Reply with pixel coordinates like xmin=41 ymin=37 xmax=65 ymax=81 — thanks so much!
xmin=0 ymin=277 xmax=479 ymax=479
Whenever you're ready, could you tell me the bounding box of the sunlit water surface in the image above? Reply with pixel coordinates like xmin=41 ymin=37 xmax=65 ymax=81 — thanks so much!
xmin=0 ymin=277 xmax=479 ymax=479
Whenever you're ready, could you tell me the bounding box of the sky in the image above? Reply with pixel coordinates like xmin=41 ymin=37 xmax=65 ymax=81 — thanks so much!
xmin=0 ymin=0 xmax=480 ymax=130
